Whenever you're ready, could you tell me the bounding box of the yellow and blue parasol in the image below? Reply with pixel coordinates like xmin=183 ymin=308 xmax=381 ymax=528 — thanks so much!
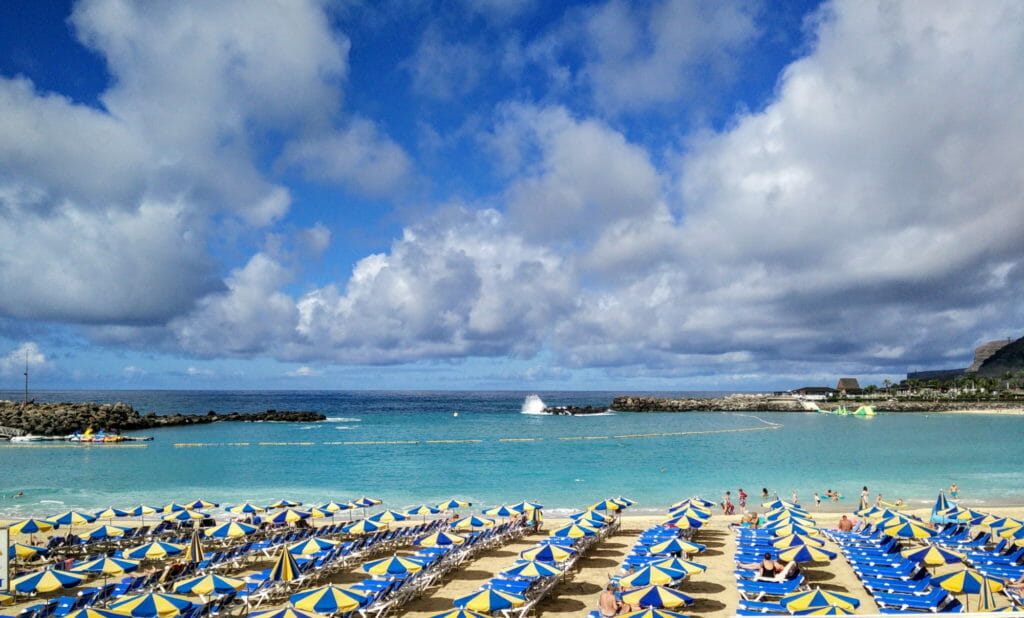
xmin=648 ymin=538 xmax=706 ymax=555
xmin=123 ymin=541 xmax=185 ymax=560
xmin=619 ymin=585 xmax=694 ymax=609
xmin=12 ymin=569 xmax=88 ymax=593
xmin=204 ymin=521 xmax=256 ymax=538
xmin=362 ymin=555 xmax=425 ymax=575
xmin=499 ymin=560 xmax=562 ymax=579
xmin=618 ymin=565 xmax=686 ymax=587
xmin=782 ymin=589 xmax=860 ymax=611
xmin=172 ymin=574 xmax=246 ymax=596
xmin=520 ymin=544 xmax=577 ymax=562
xmin=416 ymin=531 xmax=466 ymax=547
xmin=109 ymin=592 xmax=195 ymax=617
xmin=289 ymin=585 xmax=366 ymax=613
xmin=453 ymin=589 xmax=526 ymax=612
xmin=288 ymin=537 xmax=341 ymax=555
xmin=269 ymin=547 xmax=301 ymax=581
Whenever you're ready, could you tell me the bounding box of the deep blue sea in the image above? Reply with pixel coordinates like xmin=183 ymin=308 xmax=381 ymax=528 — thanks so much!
xmin=1 ymin=390 xmax=1022 ymax=518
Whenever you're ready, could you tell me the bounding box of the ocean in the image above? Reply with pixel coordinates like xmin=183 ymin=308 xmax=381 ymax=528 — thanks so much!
xmin=1 ymin=390 xmax=1022 ymax=518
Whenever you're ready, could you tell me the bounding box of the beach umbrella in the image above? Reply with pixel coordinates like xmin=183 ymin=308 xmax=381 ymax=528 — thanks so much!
xmin=578 ymin=517 xmax=608 ymax=528
xmin=288 ymin=537 xmax=341 ymax=555
xmin=51 ymin=511 xmax=97 ymax=527
xmin=520 ymin=544 xmax=577 ymax=562
xmin=186 ymin=529 xmax=205 ymax=563
xmin=109 ymin=593 xmax=194 ymax=618
xmin=615 ymin=496 xmax=637 ymax=506
xmin=453 ymin=589 xmax=526 ymax=612
xmin=649 ymin=538 xmax=706 ymax=555
xmin=249 ymin=609 xmax=325 ymax=618
xmin=267 ymin=499 xmax=303 ymax=509
xmin=777 ymin=545 xmax=836 ymax=563
xmin=550 ymin=523 xmax=598 ymax=538
xmin=451 ymin=516 xmax=494 ymax=530
xmin=482 ymin=505 xmax=517 ymax=518
xmin=427 ymin=611 xmax=489 ymax=618
xmin=855 ymin=506 xmax=884 ymax=518
xmin=123 ymin=541 xmax=185 ymax=560
xmin=185 ymin=499 xmax=218 ymax=510
xmin=773 ymin=534 xmax=826 ymax=549
xmin=129 ymin=505 xmax=159 ymax=525
xmin=979 ymin=575 xmax=1002 ymax=612
xmin=94 ymin=507 xmax=131 ymax=520
xmin=933 ymin=493 xmax=946 ymax=521
xmin=589 ymin=500 xmax=623 ymax=512
xmin=618 ymin=565 xmax=687 ymax=587
xmin=367 ymin=509 xmax=407 ymax=523
xmin=570 ymin=510 xmax=612 ymax=523
xmin=647 ymin=557 xmax=707 ymax=575
xmin=782 ymin=590 xmax=860 ymax=612
xmin=319 ymin=501 xmax=352 ymax=512
xmin=362 ymin=555 xmax=425 ymax=575
xmin=437 ymin=499 xmax=472 ymax=510
xmin=900 ymin=545 xmax=964 ymax=567
xmin=883 ymin=521 xmax=936 ymax=539
xmin=932 ymin=569 xmax=1004 ymax=594
xmin=307 ymin=507 xmax=332 ymax=519
xmin=619 ymin=585 xmax=694 ymax=609
xmin=510 ymin=501 xmax=544 ymax=512
xmin=204 ymin=521 xmax=256 ymax=538
xmin=670 ymin=504 xmax=713 ymax=518
xmin=406 ymin=505 xmax=441 ymax=517
xmin=0 ymin=592 xmax=12 ymax=606
xmin=172 ymin=574 xmax=246 ymax=596
xmin=290 ymin=585 xmax=366 ymax=614
xmin=764 ymin=499 xmax=801 ymax=510
xmin=793 ymin=606 xmax=856 ymax=615
xmin=12 ymin=569 xmax=88 ymax=593
xmin=162 ymin=510 xmax=206 ymax=523
xmin=269 ymin=547 xmax=301 ymax=582
xmin=161 ymin=503 xmax=190 ymax=514
xmin=78 ymin=525 xmax=130 ymax=541
xmin=764 ymin=523 xmax=819 ymax=537
xmin=63 ymin=609 xmax=129 ymax=618
xmin=342 ymin=519 xmax=383 ymax=534
xmin=995 ymin=524 xmax=1024 ymax=539
xmin=268 ymin=508 xmax=312 ymax=524
xmin=661 ymin=514 xmax=704 ymax=529
xmin=350 ymin=497 xmax=382 ymax=508
xmin=617 ymin=610 xmax=691 ymax=618
xmin=225 ymin=502 xmax=265 ymax=515
xmin=9 ymin=518 xmax=57 ymax=535
xmin=416 ymin=531 xmax=466 ymax=547
xmin=71 ymin=557 xmax=140 ymax=576
xmin=8 ymin=542 xmax=48 ymax=561
xmin=499 ymin=560 xmax=562 ymax=579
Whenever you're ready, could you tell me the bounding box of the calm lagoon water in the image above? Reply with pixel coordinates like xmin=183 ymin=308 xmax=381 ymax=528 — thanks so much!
xmin=1 ymin=390 xmax=1021 ymax=517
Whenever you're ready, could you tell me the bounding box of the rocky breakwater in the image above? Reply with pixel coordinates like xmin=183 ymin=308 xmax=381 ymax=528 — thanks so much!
xmin=0 ymin=401 xmax=326 ymax=436
xmin=611 ymin=394 xmax=805 ymax=412
xmin=540 ymin=405 xmax=609 ymax=416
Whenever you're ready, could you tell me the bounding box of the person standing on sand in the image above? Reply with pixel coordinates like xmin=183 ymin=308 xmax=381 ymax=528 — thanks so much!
xmin=950 ymin=483 xmax=959 ymax=500
xmin=860 ymin=486 xmax=869 ymax=509
xmin=738 ymin=488 xmax=748 ymax=513
xmin=814 ymin=493 xmax=821 ymax=510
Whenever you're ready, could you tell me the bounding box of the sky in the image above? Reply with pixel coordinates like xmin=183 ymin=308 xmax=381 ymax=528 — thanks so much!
xmin=1 ymin=0 xmax=1023 ymax=392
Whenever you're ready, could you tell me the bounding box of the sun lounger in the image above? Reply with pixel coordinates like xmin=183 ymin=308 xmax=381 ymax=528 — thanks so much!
xmin=861 ymin=573 xmax=932 ymax=595
xmin=853 ymin=560 xmax=920 ymax=580
xmin=737 ymin=576 xmax=805 ymax=600
xmin=874 ymin=587 xmax=953 ymax=612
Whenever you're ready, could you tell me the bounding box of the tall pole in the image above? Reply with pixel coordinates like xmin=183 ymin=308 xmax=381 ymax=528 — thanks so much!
xmin=24 ymin=349 xmax=28 ymax=404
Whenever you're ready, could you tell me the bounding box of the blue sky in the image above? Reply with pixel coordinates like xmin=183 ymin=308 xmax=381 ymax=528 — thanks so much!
xmin=2 ymin=0 xmax=1023 ymax=391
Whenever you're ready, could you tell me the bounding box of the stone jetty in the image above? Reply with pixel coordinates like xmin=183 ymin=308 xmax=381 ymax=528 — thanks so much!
xmin=611 ymin=394 xmax=806 ymax=412
xmin=0 ymin=401 xmax=326 ymax=436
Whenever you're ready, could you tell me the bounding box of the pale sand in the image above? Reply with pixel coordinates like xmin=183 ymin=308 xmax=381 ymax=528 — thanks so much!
xmin=6 ymin=507 xmax=1024 ymax=615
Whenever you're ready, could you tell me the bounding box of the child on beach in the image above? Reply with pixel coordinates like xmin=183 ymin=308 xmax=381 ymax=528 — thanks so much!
xmin=814 ymin=493 xmax=821 ymax=509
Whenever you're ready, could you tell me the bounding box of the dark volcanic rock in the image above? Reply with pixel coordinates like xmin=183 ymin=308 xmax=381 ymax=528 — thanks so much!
xmin=541 ymin=405 xmax=608 ymax=416
xmin=611 ymin=394 xmax=805 ymax=412
xmin=0 ymin=401 xmax=326 ymax=436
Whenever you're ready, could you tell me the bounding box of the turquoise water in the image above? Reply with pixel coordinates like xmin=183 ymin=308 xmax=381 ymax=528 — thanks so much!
xmin=1 ymin=390 xmax=1022 ymax=517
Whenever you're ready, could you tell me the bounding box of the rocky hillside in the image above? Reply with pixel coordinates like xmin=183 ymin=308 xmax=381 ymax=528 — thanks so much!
xmin=977 ymin=335 xmax=1024 ymax=377
xmin=0 ymin=401 xmax=325 ymax=436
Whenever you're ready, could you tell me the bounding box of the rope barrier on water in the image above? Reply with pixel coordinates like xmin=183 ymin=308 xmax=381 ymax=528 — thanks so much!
xmin=168 ymin=421 xmax=780 ymax=447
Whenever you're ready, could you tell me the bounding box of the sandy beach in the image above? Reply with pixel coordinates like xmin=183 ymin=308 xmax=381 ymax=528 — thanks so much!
xmin=5 ymin=505 xmax=1024 ymax=616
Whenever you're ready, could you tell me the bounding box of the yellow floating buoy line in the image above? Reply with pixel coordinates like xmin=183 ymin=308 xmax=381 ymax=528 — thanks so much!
xmin=170 ymin=421 xmax=779 ymax=448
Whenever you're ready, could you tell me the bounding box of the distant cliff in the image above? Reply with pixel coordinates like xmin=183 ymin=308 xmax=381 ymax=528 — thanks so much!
xmin=976 ymin=335 xmax=1024 ymax=377
xmin=0 ymin=401 xmax=326 ymax=436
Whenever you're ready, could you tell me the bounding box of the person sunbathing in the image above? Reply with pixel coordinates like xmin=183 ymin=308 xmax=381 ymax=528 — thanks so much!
xmin=838 ymin=515 xmax=854 ymax=532
xmin=739 ymin=552 xmax=791 ymax=581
